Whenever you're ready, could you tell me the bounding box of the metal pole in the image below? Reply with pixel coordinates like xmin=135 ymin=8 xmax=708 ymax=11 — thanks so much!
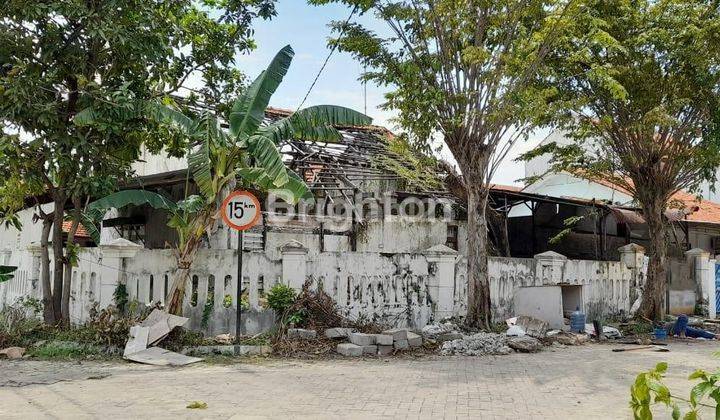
xmin=235 ymin=230 xmax=244 ymax=343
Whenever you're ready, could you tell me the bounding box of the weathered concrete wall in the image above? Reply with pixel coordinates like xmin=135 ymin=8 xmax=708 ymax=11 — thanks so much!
xmin=2 ymin=240 xmax=655 ymax=334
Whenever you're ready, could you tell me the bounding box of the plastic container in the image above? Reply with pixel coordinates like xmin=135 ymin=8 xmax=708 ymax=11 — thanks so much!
xmin=653 ymin=327 xmax=668 ymax=340
xmin=570 ymin=307 xmax=586 ymax=333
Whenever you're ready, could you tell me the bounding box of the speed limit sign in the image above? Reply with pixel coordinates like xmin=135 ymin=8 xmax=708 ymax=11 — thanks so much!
xmin=221 ymin=190 xmax=261 ymax=231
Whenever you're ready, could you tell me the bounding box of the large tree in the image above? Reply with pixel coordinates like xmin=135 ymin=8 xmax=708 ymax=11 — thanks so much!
xmin=525 ymin=0 xmax=720 ymax=320
xmin=0 ymin=0 xmax=276 ymax=324
xmin=310 ymin=0 xmax=576 ymax=327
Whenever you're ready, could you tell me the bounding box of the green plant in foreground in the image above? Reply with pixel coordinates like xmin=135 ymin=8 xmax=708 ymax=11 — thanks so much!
xmin=630 ymin=361 xmax=720 ymax=419
xmin=265 ymin=284 xmax=296 ymax=315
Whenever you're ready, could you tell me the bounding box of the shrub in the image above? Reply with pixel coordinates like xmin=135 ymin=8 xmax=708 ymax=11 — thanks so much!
xmin=265 ymin=283 xmax=296 ymax=315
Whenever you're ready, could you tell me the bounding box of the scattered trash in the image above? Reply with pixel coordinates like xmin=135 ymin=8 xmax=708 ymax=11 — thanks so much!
xmin=440 ymin=332 xmax=512 ymax=356
xmin=507 ymin=336 xmax=541 ymax=353
xmin=123 ymin=309 xmax=202 ymax=366
xmin=667 ymin=314 xmax=716 ymax=339
xmin=125 ymin=347 xmax=202 ymax=366
xmin=506 ymin=325 xmax=526 ymax=337
xmin=0 ymin=346 xmax=25 ymax=359
xmin=186 ymin=401 xmax=208 ymax=409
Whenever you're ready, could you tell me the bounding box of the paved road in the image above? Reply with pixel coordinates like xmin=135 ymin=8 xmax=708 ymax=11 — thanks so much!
xmin=1 ymin=341 xmax=718 ymax=419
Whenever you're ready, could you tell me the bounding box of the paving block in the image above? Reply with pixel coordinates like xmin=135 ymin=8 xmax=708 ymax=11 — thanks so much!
xmin=287 ymin=328 xmax=317 ymax=340
xmin=362 ymin=345 xmax=378 ymax=355
xmin=337 ymin=343 xmax=363 ymax=357
xmin=374 ymin=334 xmax=394 ymax=346
xmin=325 ymin=328 xmax=353 ymax=339
xmin=377 ymin=345 xmax=393 ymax=356
xmin=348 ymin=332 xmax=376 ymax=346
xmin=394 ymin=339 xmax=409 ymax=350
xmin=382 ymin=328 xmax=409 ymax=341
xmin=407 ymin=332 xmax=423 ymax=347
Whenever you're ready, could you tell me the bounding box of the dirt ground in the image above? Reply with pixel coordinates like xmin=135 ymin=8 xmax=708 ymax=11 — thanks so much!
xmin=1 ymin=341 xmax=718 ymax=419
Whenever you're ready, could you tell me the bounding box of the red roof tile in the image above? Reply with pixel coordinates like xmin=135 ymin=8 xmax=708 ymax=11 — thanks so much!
xmin=61 ymin=221 xmax=90 ymax=238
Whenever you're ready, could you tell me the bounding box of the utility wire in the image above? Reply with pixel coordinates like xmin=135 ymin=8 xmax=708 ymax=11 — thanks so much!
xmin=297 ymin=6 xmax=359 ymax=110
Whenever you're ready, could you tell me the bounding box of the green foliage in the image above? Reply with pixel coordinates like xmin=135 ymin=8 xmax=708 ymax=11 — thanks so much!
xmin=371 ymin=135 xmax=442 ymax=192
xmin=113 ymin=284 xmax=129 ymax=314
xmin=0 ymin=265 xmax=17 ymax=283
xmin=529 ymin=0 xmax=720 ymax=200
xmin=548 ymin=215 xmax=586 ymax=245
xmin=630 ymin=361 xmax=720 ymax=419
xmin=265 ymin=284 xmax=297 ymax=315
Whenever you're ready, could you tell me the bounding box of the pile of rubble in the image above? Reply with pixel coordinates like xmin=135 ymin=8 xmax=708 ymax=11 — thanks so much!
xmin=440 ymin=332 xmax=513 ymax=356
xmin=287 ymin=327 xmax=424 ymax=356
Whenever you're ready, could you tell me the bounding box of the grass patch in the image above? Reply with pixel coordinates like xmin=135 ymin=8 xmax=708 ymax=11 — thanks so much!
xmin=28 ymin=341 xmax=105 ymax=360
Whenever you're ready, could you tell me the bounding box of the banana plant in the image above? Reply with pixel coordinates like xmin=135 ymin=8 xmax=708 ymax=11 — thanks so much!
xmin=0 ymin=265 xmax=17 ymax=283
xmin=87 ymin=45 xmax=371 ymax=315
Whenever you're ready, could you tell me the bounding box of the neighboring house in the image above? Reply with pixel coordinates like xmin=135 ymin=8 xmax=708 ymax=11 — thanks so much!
xmin=520 ymin=132 xmax=720 ymax=258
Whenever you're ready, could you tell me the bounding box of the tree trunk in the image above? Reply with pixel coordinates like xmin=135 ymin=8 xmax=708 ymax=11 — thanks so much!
xmin=61 ymin=198 xmax=81 ymax=324
xmin=637 ymin=200 xmax=668 ymax=321
xmin=464 ymin=182 xmax=493 ymax=328
xmin=39 ymin=215 xmax=55 ymax=324
xmin=166 ymin=238 xmax=202 ymax=315
xmin=51 ymin=194 xmax=66 ymax=323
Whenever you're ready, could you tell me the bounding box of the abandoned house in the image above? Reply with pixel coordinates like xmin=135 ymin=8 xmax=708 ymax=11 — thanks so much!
xmin=1 ymin=112 xmax=716 ymax=335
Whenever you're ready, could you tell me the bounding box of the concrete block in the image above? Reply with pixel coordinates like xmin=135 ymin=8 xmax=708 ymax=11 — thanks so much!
xmin=337 ymin=343 xmax=363 ymax=357
xmin=377 ymin=345 xmax=393 ymax=356
xmin=374 ymin=334 xmax=394 ymax=346
xmin=287 ymin=328 xmax=317 ymax=340
xmin=348 ymin=332 xmax=376 ymax=346
xmin=235 ymin=345 xmax=272 ymax=356
xmin=382 ymin=328 xmax=409 ymax=341
xmin=394 ymin=339 xmax=409 ymax=350
xmin=325 ymin=328 xmax=353 ymax=339
xmin=407 ymin=332 xmax=423 ymax=348
xmin=362 ymin=345 xmax=378 ymax=355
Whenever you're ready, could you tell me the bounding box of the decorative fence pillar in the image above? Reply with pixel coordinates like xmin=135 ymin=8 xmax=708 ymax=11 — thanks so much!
xmin=425 ymin=244 xmax=458 ymax=320
xmin=26 ymin=243 xmax=44 ymax=300
xmin=686 ymin=248 xmax=714 ymax=318
xmin=97 ymin=238 xmax=142 ymax=308
xmin=533 ymin=251 xmax=567 ymax=285
xmin=618 ymin=243 xmax=646 ymax=314
xmin=279 ymin=240 xmax=308 ymax=290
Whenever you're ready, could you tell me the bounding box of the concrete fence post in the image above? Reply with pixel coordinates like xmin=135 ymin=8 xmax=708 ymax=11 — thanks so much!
xmin=98 ymin=238 xmax=142 ymax=308
xmin=279 ymin=240 xmax=308 ymax=290
xmin=686 ymin=248 xmax=713 ymax=318
xmin=425 ymin=244 xmax=459 ymax=319
xmin=26 ymin=243 xmax=44 ymax=300
xmin=533 ymin=251 xmax=567 ymax=285
xmin=618 ymin=243 xmax=646 ymax=314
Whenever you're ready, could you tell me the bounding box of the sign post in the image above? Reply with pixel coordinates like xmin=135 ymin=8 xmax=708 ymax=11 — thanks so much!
xmin=221 ymin=190 xmax=261 ymax=344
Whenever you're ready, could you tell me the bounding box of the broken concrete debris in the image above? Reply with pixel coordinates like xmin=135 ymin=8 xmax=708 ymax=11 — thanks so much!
xmin=421 ymin=323 xmax=463 ymax=341
xmin=507 ymin=336 xmax=542 ymax=353
xmin=333 ymin=328 xmax=421 ymax=356
xmin=123 ymin=309 xmax=202 ymax=366
xmin=0 ymin=347 xmax=25 ymax=359
xmin=287 ymin=328 xmax=317 ymax=340
xmin=441 ymin=333 xmax=512 ymax=356
xmin=348 ymin=332 xmax=376 ymax=346
xmin=325 ymin=328 xmax=354 ymax=339
xmin=337 ymin=342 xmax=363 ymax=357
xmin=506 ymin=316 xmax=549 ymax=338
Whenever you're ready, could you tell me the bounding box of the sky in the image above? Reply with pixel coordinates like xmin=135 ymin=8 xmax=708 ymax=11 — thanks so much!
xmin=237 ymin=1 xmax=544 ymax=186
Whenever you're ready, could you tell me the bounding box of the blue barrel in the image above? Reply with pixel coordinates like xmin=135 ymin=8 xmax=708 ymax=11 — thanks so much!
xmin=570 ymin=307 xmax=586 ymax=333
